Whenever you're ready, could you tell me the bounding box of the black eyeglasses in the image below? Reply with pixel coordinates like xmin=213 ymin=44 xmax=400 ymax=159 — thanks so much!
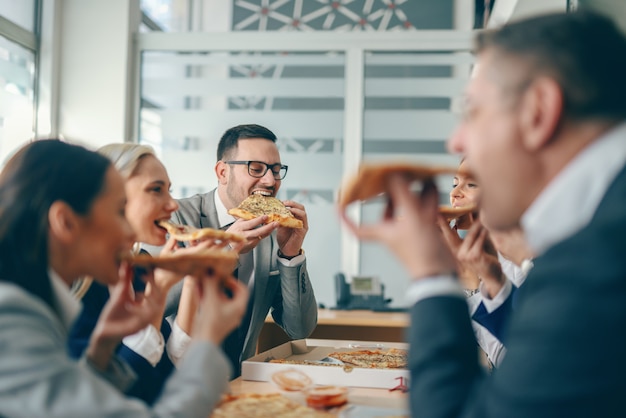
xmin=225 ymin=160 xmax=288 ymax=180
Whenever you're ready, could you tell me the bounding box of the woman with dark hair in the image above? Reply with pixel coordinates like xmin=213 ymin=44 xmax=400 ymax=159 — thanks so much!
xmin=0 ymin=139 xmax=248 ymax=417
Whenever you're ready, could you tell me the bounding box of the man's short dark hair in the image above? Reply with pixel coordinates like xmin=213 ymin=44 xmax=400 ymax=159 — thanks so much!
xmin=216 ymin=124 xmax=277 ymax=161
xmin=475 ymin=11 xmax=626 ymax=122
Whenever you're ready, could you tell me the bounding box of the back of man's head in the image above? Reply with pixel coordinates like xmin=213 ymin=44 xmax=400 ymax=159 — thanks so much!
xmin=475 ymin=11 xmax=626 ymax=123
xmin=216 ymin=124 xmax=277 ymax=161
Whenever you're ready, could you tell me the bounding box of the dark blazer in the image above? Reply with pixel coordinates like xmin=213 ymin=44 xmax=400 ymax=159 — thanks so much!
xmin=68 ymin=271 xmax=175 ymax=405
xmin=165 ymin=189 xmax=318 ymax=368
xmin=471 ymin=285 xmax=517 ymax=342
xmin=409 ymin=164 xmax=626 ymax=418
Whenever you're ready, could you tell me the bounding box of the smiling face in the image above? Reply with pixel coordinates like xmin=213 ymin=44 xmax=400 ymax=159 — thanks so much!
xmin=124 ymin=155 xmax=178 ymax=245
xmin=216 ymin=138 xmax=282 ymax=210
xmin=450 ymin=160 xmax=480 ymax=208
xmin=448 ymin=50 xmax=538 ymax=231
xmin=74 ymin=167 xmax=136 ymax=285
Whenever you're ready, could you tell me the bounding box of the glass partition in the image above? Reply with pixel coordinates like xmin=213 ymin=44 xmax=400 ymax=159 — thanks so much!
xmin=359 ymin=50 xmax=471 ymax=306
xmin=140 ymin=50 xmax=345 ymax=306
xmin=0 ymin=36 xmax=35 ymax=164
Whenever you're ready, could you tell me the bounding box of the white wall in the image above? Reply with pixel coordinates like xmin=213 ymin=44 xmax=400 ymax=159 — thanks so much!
xmin=56 ymin=0 xmax=140 ymax=149
xmin=489 ymin=0 xmax=567 ymax=27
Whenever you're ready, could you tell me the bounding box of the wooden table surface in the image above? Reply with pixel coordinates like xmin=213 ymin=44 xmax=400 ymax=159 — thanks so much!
xmin=258 ymin=309 xmax=410 ymax=353
xmin=313 ymin=308 xmax=410 ymax=327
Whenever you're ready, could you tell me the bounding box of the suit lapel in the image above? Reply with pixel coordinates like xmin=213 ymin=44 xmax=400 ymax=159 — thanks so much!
xmin=200 ymin=189 xmax=220 ymax=229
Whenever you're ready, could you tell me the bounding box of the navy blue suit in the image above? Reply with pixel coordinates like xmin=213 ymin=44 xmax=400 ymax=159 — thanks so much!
xmin=409 ymin=165 xmax=626 ymax=417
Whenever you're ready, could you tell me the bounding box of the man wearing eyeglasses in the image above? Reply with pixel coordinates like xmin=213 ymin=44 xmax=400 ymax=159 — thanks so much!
xmin=164 ymin=124 xmax=317 ymax=377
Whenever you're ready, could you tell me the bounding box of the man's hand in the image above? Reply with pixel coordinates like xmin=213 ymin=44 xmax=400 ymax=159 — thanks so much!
xmin=225 ymin=216 xmax=278 ymax=254
xmin=276 ymin=200 xmax=308 ymax=257
xmin=340 ymin=174 xmax=457 ymax=280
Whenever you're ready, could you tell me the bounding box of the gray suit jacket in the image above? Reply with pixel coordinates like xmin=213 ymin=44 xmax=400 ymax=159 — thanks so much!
xmin=166 ymin=189 xmax=318 ymax=362
xmin=0 ymin=281 xmax=230 ymax=418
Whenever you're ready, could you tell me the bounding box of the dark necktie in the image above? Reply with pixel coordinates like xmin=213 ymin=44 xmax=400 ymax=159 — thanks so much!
xmin=221 ymin=224 xmax=255 ymax=377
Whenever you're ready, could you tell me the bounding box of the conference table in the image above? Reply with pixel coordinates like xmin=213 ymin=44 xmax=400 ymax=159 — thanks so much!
xmin=257 ymin=308 xmax=410 ymax=353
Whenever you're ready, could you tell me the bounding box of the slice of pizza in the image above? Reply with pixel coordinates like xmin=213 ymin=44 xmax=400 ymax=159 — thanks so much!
xmin=158 ymin=220 xmax=245 ymax=242
xmin=327 ymin=348 xmax=408 ymax=369
xmin=210 ymin=393 xmax=335 ymax=417
xmin=439 ymin=205 xmax=477 ymax=230
xmin=228 ymin=194 xmax=303 ymax=229
xmin=122 ymin=249 xmax=238 ymax=280
xmin=338 ymin=162 xmax=457 ymax=209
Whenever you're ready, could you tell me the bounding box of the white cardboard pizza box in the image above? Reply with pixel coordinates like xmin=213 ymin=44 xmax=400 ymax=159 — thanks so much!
xmin=241 ymin=339 xmax=409 ymax=390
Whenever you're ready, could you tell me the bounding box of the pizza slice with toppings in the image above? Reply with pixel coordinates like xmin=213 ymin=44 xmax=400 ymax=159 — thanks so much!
xmin=228 ymin=194 xmax=303 ymax=229
xmin=158 ymin=220 xmax=245 ymax=242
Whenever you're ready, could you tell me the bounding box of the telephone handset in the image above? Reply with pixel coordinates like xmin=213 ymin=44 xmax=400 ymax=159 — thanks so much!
xmin=334 ymin=272 xmax=351 ymax=308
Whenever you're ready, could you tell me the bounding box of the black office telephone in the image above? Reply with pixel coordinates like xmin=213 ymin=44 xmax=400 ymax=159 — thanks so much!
xmin=334 ymin=272 xmax=405 ymax=311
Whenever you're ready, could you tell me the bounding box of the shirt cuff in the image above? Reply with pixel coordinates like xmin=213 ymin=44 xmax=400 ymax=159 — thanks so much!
xmin=405 ymin=276 xmax=464 ymax=306
xmin=277 ymin=250 xmax=305 ymax=267
xmin=121 ymin=324 xmax=164 ymax=367
xmin=479 ymin=279 xmax=513 ymax=313
xmin=167 ymin=319 xmax=192 ymax=366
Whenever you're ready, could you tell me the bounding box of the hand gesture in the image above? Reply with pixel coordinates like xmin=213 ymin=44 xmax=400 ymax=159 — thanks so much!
xmin=340 ymin=175 xmax=456 ymax=280
xmin=276 ymin=200 xmax=308 ymax=257
xmin=439 ymin=219 xmax=505 ymax=297
xmin=224 ymin=217 xmax=277 ymax=254
xmin=154 ymin=236 xmax=225 ymax=294
xmin=191 ymin=275 xmax=249 ymax=345
xmin=87 ymin=262 xmax=162 ymax=370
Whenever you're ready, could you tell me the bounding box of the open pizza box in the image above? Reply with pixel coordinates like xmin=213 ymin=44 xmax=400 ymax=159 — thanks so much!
xmin=242 ymin=339 xmax=409 ymax=390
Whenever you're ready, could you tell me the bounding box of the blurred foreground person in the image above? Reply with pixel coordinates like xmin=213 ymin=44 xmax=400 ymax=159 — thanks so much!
xmin=342 ymin=11 xmax=626 ymax=417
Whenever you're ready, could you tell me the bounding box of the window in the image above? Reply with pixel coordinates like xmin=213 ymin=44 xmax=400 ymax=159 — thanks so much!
xmin=0 ymin=1 xmax=38 ymax=164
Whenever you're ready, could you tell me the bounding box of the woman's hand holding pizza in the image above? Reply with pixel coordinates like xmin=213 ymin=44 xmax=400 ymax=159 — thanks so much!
xmin=87 ymin=262 xmax=162 ymax=371
xmin=439 ymin=219 xmax=505 ymax=297
xmin=154 ymin=237 xmax=223 ymax=294
xmin=192 ymin=275 xmax=249 ymax=345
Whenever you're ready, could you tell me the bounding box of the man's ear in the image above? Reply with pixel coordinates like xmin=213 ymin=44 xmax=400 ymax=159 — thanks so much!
xmin=519 ymin=77 xmax=564 ymax=152
xmin=215 ymin=160 xmax=229 ymax=185
xmin=48 ymin=201 xmax=79 ymax=243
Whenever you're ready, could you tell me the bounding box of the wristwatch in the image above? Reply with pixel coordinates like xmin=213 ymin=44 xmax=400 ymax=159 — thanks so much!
xmin=463 ymin=288 xmax=480 ymax=298
xmin=278 ymin=249 xmax=303 ymax=260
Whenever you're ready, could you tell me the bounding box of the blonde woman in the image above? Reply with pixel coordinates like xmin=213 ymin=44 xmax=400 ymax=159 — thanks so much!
xmin=69 ymin=143 xmax=223 ymax=403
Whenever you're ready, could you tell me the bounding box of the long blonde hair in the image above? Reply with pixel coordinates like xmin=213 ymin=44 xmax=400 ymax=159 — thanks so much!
xmin=71 ymin=143 xmax=156 ymax=300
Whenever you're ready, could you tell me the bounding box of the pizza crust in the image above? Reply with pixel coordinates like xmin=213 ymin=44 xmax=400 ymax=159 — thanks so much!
xmin=123 ymin=249 xmax=238 ymax=280
xmin=439 ymin=205 xmax=477 ymax=230
xmin=228 ymin=195 xmax=303 ymax=229
xmin=338 ymin=162 xmax=457 ymax=209
xmin=158 ymin=220 xmax=245 ymax=242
